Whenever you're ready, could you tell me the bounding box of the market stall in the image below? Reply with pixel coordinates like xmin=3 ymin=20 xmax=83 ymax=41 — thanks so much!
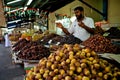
xmin=9 ymin=29 xmax=120 ymax=80
xmin=1 ymin=0 xmax=120 ymax=80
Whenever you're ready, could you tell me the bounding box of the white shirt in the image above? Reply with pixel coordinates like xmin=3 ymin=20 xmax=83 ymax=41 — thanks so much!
xmin=4 ymin=34 xmax=11 ymax=47
xmin=68 ymin=17 xmax=95 ymax=41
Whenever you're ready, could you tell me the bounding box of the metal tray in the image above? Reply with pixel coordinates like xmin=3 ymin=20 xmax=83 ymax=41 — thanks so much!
xmin=18 ymin=58 xmax=39 ymax=63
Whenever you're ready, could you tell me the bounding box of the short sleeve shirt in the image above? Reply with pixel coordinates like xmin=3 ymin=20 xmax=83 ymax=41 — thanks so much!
xmin=68 ymin=17 xmax=95 ymax=41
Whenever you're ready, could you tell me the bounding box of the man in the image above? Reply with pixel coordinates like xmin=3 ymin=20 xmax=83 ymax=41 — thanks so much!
xmin=56 ymin=6 xmax=95 ymax=41
xmin=4 ymin=33 xmax=11 ymax=47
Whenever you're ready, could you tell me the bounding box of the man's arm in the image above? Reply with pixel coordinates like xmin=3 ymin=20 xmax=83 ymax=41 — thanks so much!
xmin=56 ymin=23 xmax=70 ymax=35
xmin=78 ymin=22 xmax=95 ymax=34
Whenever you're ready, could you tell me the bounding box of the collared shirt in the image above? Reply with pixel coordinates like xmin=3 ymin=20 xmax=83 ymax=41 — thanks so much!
xmin=68 ymin=17 xmax=95 ymax=41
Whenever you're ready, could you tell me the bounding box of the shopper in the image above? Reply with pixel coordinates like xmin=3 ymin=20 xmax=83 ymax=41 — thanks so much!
xmin=56 ymin=6 xmax=95 ymax=41
xmin=4 ymin=33 xmax=11 ymax=47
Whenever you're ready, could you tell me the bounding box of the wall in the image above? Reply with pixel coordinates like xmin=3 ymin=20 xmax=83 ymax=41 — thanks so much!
xmin=108 ymin=0 xmax=120 ymax=23
xmin=49 ymin=0 xmax=120 ymax=32
xmin=83 ymin=0 xmax=103 ymax=21
xmin=48 ymin=0 xmax=103 ymax=32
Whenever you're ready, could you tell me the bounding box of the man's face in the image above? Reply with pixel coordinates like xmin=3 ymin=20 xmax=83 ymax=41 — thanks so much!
xmin=74 ymin=10 xmax=84 ymax=20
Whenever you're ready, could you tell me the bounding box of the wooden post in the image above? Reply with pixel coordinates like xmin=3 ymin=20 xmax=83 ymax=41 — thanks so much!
xmin=0 ymin=0 xmax=6 ymax=27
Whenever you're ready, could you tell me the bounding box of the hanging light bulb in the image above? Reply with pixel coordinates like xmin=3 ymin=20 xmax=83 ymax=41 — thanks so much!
xmin=26 ymin=0 xmax=33 ymax=6
xmin=7 ymin=0 xmax=22 ymax=4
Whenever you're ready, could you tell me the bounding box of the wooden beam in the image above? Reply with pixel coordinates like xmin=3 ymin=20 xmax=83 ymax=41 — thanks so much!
xmin=103 ymin=0 xmax=108 ymax=20
xmin=79 ymin=0 xmax=105 ymax=17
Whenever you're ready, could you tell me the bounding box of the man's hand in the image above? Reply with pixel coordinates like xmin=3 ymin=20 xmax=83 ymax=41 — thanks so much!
xmin=56 ymin=22 xmax=63 ymax=29
xmin=56 ymin=22 xmax=70 ymax=35
xmin=78 ymin=21 xmax=95 ymax=34
xmin=78 ymin=22 xmax=85 ymax=28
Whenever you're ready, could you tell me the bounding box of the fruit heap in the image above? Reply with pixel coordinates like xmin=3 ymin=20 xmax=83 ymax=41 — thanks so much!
xmin=32 ymin=33 xmax=44 ymax=41
xmin=50 ymin=35 xmax=82 ymax=45
xmin=82 ymin=34 xmax=118 ymax=53
xmin=12 ymin=39 xmax=30 ymax=52
xmin=40 ymin=33 xmax=59 ymax=45
xmin=26 ymin=44 xmax=120 ymax=80
xmin=49 ymin=45 xmax=62 ymax=52
xmin=50 ymin=36 xmax=63 ymax=44
xmin=37 ymin=34 xmax=82 ymax=45
xmin=18 ymin=44 xmax=50 ymax=60
xmin=9 ymin=33 xmax=21 ymax=41
xmin=18 ymin=41 xmax=39 ymax=53
xmin=60 ymin=35 xmax=82 ymax=45
xmin=106 ymin=27 xmax=120 ymax=38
